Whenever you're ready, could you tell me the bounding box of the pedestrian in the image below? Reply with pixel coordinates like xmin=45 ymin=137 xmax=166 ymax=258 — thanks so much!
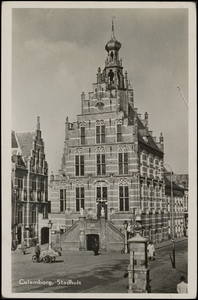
xmin=147 ymin=241 xmax=155 ymax=260
xmin=21 ymin=240 xmax=27 ymax=255
xmin=177 ymin=276 xmax=188 ymax=293
xmin=92 ymin=238 xmax=99 ymax=256
xmin=35 ymin=243 xmax=41 ymax=259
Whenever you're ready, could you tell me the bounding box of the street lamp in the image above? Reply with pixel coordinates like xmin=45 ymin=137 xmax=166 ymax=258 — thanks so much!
xmin=123 ymin=220 xmax=128 ymax=253
xmin=48 ymin=220 xmax=53 ymax=250
xmin=164 ymin=163 xmax=175 ymax=268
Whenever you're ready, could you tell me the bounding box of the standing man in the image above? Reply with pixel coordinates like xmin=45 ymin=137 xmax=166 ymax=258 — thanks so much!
xmin=21 ymin=240 xmax=27 ymax=255
xmin=35 ymin=243 xmax=41 ymax=259
xmin=147 ymin=241 xmax=155 ymax=260
xmin=92 ymin=238 xmax=99 ymax=256
xmin=177 ymin=276 xmax=188 ymax=293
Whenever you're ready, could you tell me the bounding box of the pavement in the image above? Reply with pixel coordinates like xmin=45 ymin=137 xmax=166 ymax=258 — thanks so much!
xmin=11 ymin=237 xmax=188 ymax=294
xmin=87 ymin=236 xmax=188 ymax=293
xmin=154 ymin=236 xmax=187 ymax=249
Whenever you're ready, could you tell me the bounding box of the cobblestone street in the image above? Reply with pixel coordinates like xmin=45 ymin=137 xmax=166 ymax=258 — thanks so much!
xmin=12 ymin=238 xmax=188 ymax=294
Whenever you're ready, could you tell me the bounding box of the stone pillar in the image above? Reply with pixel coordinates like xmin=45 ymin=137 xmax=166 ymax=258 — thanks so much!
xmin=100 ymin=216 xmax=106 ymax=251
xmin=128 ymin=233 xmax=150 ymax=293
xmin=79 ymin=216 xmax=86 ymax=250
xmin=55 ymin=230 xmax=62 ymax=251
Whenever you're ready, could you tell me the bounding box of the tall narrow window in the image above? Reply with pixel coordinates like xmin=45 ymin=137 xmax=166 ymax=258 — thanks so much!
xmin=97 ymin=187 xmax=107 ymax=200
xmin=75 ymin=155 xmax=84 ymax=176
xmin=117 ymin=124 xmax=122 ymax=142
xmin=119 ymin=186 xmax=129 ymax=211
xmin=97 ymin=154 xmax=106 ymax=175
xmin=32 ymin=177 xmax=36 ymax=191
xmin=76 ymin=187 xmax=84 ymax=211
xmin=60 ymin=189 xmax=66 ymax=212
xmin=81 ymin=127 xmax=85 ymax=145
xmin=96 ymin=125 xmax=105 ymax=143
xmin=18 ymin=177 xmax=23 ymax=189
xmin=18 ymin=209 xmax=23 ymax=223
xmin=110 ymin=146 xmax=112 ymax=156
xmin=18 ymin=177 xmax=23 ymax=200
xmin=32 ymin=207 xmax=36 ymax=223
xmin=118 ymin=152 xmax=128 ymax=175
xmin=41 ymin=178 xmax=45 ymax=192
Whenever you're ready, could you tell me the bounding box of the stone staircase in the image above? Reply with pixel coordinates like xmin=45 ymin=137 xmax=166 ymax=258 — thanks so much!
xmin=60 ymin=217 xmax=125 ymax=251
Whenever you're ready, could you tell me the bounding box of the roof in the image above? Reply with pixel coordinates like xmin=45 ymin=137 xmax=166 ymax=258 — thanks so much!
xmin=12 ymin=131 xmax=18 ymax=148
xmin=165 ymin=176 xmax=185 ymax=192
xmin=16 ymin=131 xmax=35 ymax=161
xmin=137 ymin=118 xmax=163 ymax=154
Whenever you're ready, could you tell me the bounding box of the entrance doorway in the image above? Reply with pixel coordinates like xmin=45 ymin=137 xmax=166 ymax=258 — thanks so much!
xmin=97 ymin=202 xmax=107 ymax=219
xmin=41 ymin=227 xmax=49 ymax=245
xmin=86 ymin=234 xmax=99 ymax=251
xmin=18 ymin=226 xmax=21 ymax=244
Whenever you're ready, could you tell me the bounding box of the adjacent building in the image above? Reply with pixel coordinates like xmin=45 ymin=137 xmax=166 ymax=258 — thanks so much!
xmin=11 ymin=117 xmax=49 ymax=248
xmin=165 ymin=173 xmax=188 ymax=237
xmin=48 ymin=22 xmax=178 ymax=251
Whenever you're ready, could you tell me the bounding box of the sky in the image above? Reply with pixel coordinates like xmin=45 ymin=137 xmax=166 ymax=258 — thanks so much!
xmin=11 ymin=4 xmax=190 ymax=176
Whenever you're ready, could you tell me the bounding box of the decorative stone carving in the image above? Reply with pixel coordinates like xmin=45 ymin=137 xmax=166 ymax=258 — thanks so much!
xmin=118 ymin=178 xmax=129 ymax=186
xmin=75 ymin=180 xmax=84 ymax=187
xmin=96 ymin=120 xmax=105 ymax=125
xmin=60 ymin=181 xmax=67 ymax=188
xmin=80 ymin=207 xmax=84 ymax=216
xmin=101 ymin=207 xmax=105 ymax=216
xmin=115 ymin=118 xmax=123 ymax=124
xmin=117 ymin=145 xmax=129 ymax=152
xmin=79 ymin=121 xmax=86 ymax=127
xmin=94 ymin=180 xmax=108 ymax=187
xmin=74 ymin=148 xmax=85 ymax=154
xmin=95 ymin=146 xmax=106 ymax=153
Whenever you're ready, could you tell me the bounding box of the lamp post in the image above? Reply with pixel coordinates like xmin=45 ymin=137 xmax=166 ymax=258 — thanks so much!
xmin=123 ymin=220 xmax=128 ymax=253
xmin=164 ymin=163 xmax=175 ymax=268
xmin=48 ymin=220 xmax=53 ymax=250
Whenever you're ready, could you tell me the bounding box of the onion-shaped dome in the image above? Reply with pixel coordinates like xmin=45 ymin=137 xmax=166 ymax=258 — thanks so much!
xmin=105 ymin=37 xmax=121 ymax=52
xmin=105 ymin=20 xmax=121 ymax=52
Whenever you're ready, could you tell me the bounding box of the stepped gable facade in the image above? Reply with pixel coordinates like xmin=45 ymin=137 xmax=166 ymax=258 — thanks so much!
xmin=49 ymin=22 xmax=185 ymax=251
xmin=11 ymin=117 xmax=49 ymax=248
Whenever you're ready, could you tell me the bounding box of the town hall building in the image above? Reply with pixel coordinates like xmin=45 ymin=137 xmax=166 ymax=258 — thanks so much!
xmin=48 ymin=22 xmax=185 ymax=251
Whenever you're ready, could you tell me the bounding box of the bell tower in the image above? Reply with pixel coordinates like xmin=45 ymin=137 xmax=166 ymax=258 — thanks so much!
xmin=103 ymin=19 xmax=125 ymax=90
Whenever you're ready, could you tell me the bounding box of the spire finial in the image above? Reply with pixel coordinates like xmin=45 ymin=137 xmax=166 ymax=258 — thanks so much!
xmin=111 ymin=16 xmax=115 ymax=38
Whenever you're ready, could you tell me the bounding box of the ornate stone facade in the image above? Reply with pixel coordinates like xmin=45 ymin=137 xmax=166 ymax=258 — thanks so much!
xmin=49 ymin=22 xmax=186 ymax=250
xmin=11 ymin=117 xmax=49 ymax=248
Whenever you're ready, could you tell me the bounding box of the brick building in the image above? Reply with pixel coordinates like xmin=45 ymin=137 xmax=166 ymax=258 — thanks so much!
xmin=11 ymin=117 xmax=49 ymax=248
xmin=49 ymin=22 xmax=183 ymax=251
xmin=165 ymin=173 xmax=188 ymax=237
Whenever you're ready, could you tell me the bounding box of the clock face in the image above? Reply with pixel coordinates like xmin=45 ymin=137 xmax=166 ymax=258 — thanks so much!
xmin=95 ymin=101 xmax=104 ymax=110
xmin=143 ymin=136 xmax=148 ymax=143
